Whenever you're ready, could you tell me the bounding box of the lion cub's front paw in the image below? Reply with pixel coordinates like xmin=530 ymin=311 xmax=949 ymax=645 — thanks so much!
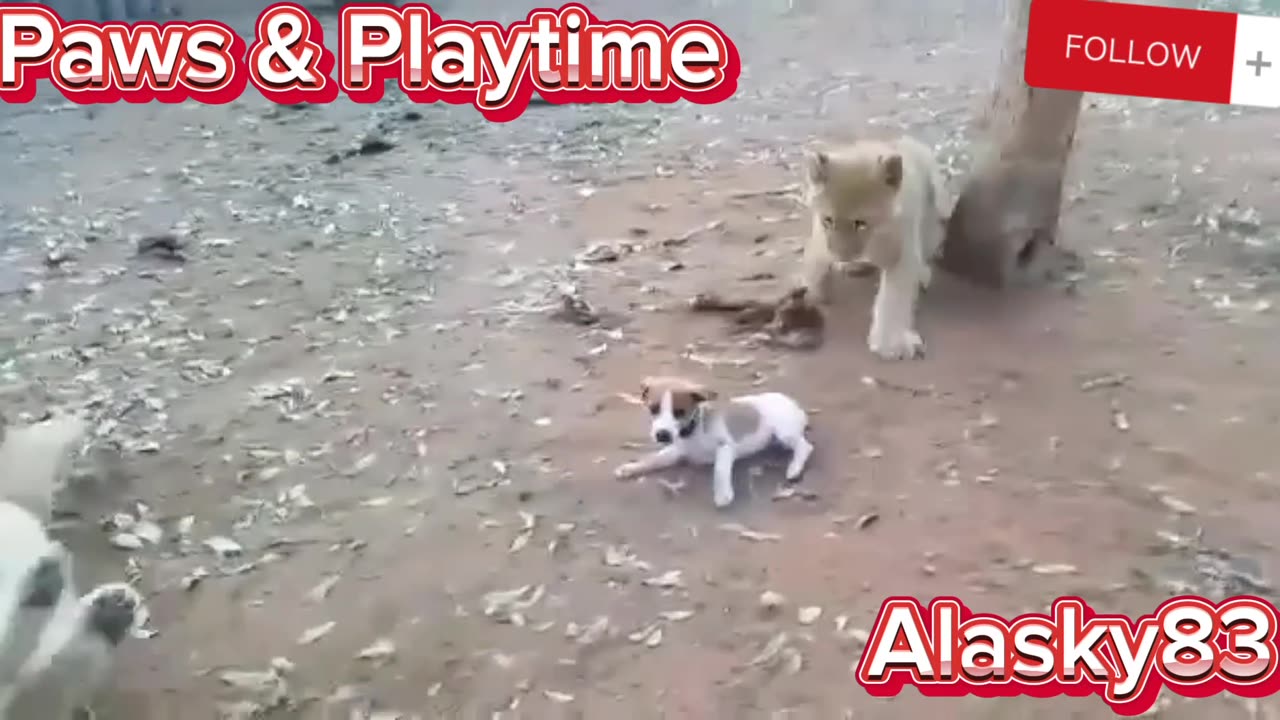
xmin=868 ymin=326 xmax=925 ymax=360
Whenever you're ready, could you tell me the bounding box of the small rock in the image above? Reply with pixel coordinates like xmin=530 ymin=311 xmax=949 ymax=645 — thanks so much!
xmin=759 ymin=591 xmax=787 ymax=613
xmin=204 ymin=535 xmax=243 ymax=558
xmin=109 ymin=532 xmax=144 ymax=550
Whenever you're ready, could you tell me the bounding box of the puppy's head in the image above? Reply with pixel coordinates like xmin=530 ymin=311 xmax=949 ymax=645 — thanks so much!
xmin=639 ymin=376 xmax=717 ymax=445
xmin=805 ymin=141 xmax=902 ymax=263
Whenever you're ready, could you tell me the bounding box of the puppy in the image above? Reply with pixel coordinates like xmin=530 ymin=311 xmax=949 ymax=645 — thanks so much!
xmin=0 ymin=502 xmax=70 ymax=708
xmin=614 ymin=376 xmax=813 ymax=508
xmin=2 ymin=581 xmax=143 ymax=720
xmin=0 ymin=413 xmax=88 ymax=524
xmin=799 ymin=135 xmax=950 ymax=360
xmin=0 ymin=413 xmax=141 ymax=719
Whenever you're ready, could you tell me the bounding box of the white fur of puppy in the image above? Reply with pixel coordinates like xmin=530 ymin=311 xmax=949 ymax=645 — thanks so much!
xmin=0 ymin=502 xmax=69 ymax=710
xmin=800 ymin=135 xmax=950 ymax=360
xmin=0 ymin=413 xmax=141 ymax=720
xmin=614 ymin=376 xmax=813 ymax=508
xmin=0 ymin=414 xmax=87 ymax=523
xmin=2 ymin=582 xmax=144 ymax=720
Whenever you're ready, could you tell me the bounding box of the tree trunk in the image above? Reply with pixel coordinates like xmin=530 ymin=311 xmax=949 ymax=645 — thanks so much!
xmin=939 ymin=0 xmax=1084 ymax=288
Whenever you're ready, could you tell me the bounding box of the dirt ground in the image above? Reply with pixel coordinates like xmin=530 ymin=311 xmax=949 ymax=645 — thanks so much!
xmin=5 ymin=0 xmax=1280 ymax=717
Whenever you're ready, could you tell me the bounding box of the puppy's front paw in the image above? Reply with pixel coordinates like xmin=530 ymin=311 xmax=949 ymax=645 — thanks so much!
xmin=868 ymin=326 xmax=925 ymax=360
xmin=83 ymin=582 xmax=142 ymax=646
xmin=614 ymin=462 xmax=642 ymax=480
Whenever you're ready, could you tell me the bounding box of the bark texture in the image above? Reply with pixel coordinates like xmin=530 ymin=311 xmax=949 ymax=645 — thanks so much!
xmin=939 ymin=0 xmax=1084 ymax=288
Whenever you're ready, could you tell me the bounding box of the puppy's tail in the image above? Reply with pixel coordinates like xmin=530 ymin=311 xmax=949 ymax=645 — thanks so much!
xmin=0 ymin=414 xmax=87 ymax=523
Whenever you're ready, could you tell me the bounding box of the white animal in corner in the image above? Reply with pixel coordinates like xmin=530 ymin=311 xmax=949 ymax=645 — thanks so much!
xmin=0 ymin=412 xmax=146 ymax=719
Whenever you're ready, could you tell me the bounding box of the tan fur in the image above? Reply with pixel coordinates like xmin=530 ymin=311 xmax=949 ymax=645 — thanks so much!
xmin=799 ymin=135 xmax=950 ymax=360
xmin=640 ymin=376 xmax=716 ymax=415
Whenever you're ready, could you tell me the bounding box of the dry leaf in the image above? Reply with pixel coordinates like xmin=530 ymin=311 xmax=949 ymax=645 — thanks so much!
xmin=798 ymin=606 xmax=823 ymax=625
xmin=628 ymin=623 xmax=663 ymax=647
xmin=1159 ymin=495 xmax=1197 ymax=515
xmin=349 ymin=453 xmax=378 ymax=475
xmin=204 ymin=536 xmax=243 ymax=558
xmin=571 ymin=615 xmax=611 ymax=645
xmin=643 ymin=570 xmax=683 ymax=588
xmin=356 ymin=638 xmax=396 ymax=662
xmin=307 ymin=575 xmax=340 ymax=603
xmin=1030 ymin=563 xmax=1078 ymax=576
xmin=110 ymin=532 xmax=144 ymax=550
xmin=719 ymin=523 xmax=782 ymax=542
xmin=759 ymin=591 xmax=787 ymax=611
xmin=297 ymin=621 xmax=336 ymax=645
xmin=746 ymin=632 xmax=789 ymax=669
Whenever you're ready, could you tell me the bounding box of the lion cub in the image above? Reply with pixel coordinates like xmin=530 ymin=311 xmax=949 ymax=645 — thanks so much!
xmin=799 ymin=136 xmax=950 ymax=360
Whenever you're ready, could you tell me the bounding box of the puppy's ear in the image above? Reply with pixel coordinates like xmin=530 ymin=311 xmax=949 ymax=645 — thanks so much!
xmin=690 ymin=387 xmax=719 ymax=404
xmin=805 ymin=150 xmax=829 ymax=185
xmin=882 ymin=153 xmax=904 ymax=188
xmin=640 ymin=377 xmax=655 ymax=403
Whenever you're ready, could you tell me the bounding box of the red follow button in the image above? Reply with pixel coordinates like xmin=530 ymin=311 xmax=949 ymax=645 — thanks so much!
xmin=1025 ymin=0 xmax=1280 ymax=108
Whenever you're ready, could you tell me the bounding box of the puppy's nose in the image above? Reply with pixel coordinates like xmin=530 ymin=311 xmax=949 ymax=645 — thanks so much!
xmin=655 ymin=429 xmax=673 ymax=444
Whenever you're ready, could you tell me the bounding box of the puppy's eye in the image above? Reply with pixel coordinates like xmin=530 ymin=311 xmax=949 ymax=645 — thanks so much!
xmin=648 ymin=404 xmax=660 ymax=416
xmin=821 ymin=216 xmax=834 ymax=230
xmin=672 ymin=408 xmax=686 ymax=420
xmin=853 ymin=219 xmax=868 ymax=231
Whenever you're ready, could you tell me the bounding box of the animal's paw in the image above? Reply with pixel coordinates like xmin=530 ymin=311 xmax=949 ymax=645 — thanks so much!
xmin=713 ymin=485 xmax=735 ymax=509
xmin=614 ymin=462 xmax=643 ymax=480
xmin=21 ymin=554 xmax=66 ymax=608
xmin=919 ymin=264 xmax=934 ymax=289
xmin=869 ymin=326 xmax=925 ymax=360
xmin=83 ymin=583 xmax=142 ymax=646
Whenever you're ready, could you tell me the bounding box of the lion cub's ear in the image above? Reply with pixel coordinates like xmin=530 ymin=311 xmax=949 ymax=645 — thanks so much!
xmin=805 ymin=150 xmax=830 ymax=185
xmin=882 ymin=154 xmax=904 ymax=188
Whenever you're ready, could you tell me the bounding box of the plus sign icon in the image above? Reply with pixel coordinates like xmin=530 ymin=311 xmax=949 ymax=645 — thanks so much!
xmin=1024 ymin=0 xmax=1280 ymax=109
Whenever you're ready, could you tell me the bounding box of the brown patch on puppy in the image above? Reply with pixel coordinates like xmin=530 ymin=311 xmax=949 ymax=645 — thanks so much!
xmin=716 ymin=400 xmax=763 ymax=442
xmin=640 ymin=376 xmax=717 ymax=415
xmin=882 ymin=153 xmax=904 ymax=188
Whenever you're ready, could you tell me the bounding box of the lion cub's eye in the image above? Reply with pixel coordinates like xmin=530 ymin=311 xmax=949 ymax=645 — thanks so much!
xmin=821 ymin=216 xmax=835 ymax=230
xmin=853 ymin=220 xmax=868 ymax=231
